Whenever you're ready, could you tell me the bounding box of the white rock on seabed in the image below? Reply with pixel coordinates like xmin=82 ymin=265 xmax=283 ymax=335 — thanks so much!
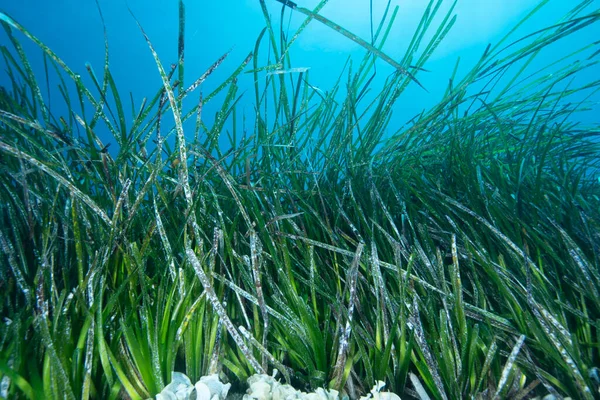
xmin=156 ymin=372 xmax=402 ymax=400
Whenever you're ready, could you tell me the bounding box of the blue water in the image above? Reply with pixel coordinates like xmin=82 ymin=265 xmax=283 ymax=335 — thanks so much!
xmin=1 ymin=0 xmax=599 ymax=155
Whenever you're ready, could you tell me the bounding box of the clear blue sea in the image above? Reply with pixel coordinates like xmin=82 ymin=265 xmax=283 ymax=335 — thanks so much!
xmin=1 ymin=0 xmax=598 ymax=154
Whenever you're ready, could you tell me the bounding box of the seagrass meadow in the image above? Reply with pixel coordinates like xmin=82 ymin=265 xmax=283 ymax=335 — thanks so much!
xmin=1 ymin=0 xmax=600 ymax=398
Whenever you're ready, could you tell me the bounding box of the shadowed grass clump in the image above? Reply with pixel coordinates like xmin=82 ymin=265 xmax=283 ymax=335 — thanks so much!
xmin=1 ymin=0 xmax=600 ymax=399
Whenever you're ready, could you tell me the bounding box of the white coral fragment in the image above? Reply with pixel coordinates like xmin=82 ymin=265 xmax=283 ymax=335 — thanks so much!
xmin=155 ymin=372 xmax=230 ymax=400
xmin=359 ymin=381 xmax=401 ymax=400
xmin=157 ymin=372 xmax=400 ymax=400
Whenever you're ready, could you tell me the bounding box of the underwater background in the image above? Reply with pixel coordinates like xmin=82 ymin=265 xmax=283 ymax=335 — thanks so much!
xmin=2 ymin=0 xmax=598 ymax=151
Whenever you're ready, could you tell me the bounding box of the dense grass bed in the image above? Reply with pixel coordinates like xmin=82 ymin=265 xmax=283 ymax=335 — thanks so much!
xmin=1 ymin=0 xmax=600 ymax=399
